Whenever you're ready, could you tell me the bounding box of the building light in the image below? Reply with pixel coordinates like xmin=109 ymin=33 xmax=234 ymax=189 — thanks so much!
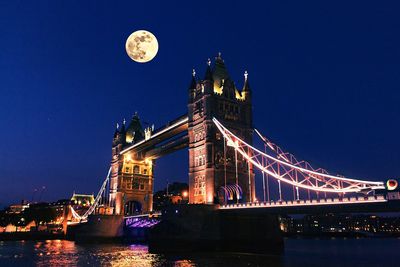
xmin=144 ymin=158 xmax=152 ymax=166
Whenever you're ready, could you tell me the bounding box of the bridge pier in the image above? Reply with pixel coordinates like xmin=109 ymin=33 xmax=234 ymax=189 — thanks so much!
xmin=148 ymin=205 xmax=284 ymax=255
xmin=74 ymin=214 xmax=124 ymax=243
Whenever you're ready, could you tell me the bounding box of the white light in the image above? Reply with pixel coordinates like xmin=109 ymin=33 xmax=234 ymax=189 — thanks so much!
xmin=120 ymin=117 xmax=188 ymax=155
xmin=212 ymin=118 xmax=385 ymax=193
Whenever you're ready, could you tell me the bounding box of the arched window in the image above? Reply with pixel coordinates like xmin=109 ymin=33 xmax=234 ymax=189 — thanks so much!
xmin=133 ymin=165 xmax=140 ymax=174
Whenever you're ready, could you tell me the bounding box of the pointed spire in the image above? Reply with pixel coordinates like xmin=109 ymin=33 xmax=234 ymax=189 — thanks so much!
xmin=126 ymin=113 xmax=144 ymax=143
xmin=204 ymin=58 xmax=213 ymax=80
xmin=113 ymin=122 xmax=120 ymax=138
xmin=216 ymin=52 xmax=223 ymax=61
xmin=120 ymin=118 xmax=126 ymax=133
xmin=212 ymin=52 xmax=229 ymax=84
xmin=189 ymin=68 xmax=196 ymax=89
xmin=242 ymin=70 xmax=251 ymax=92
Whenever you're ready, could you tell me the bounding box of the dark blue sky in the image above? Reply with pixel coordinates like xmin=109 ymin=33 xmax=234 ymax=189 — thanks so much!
xmin=1 ymin=1 xmax=399 ymax=207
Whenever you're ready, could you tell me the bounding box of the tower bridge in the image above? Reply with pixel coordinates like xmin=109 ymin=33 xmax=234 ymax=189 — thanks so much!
xmin=71 ymin=54 xmax=399 ymax=226
xmin=70 ymin=54 xmax=400 ymax=254
xmin=104 ymin=54 xmax=255 ymax=216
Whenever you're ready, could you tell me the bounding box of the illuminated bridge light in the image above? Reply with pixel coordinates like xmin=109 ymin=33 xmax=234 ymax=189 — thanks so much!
xmin=218 ymin=196 xmax=387 ymax=210
xmin=213 ymin=118 xmax=385 ymax=195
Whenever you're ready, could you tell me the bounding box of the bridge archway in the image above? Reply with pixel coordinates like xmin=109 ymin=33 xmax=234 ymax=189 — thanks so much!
xmin=124 ymin=200 xmax=142 ymax=216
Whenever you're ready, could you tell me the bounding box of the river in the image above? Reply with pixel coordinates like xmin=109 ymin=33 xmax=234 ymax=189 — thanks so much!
xmin=0 ymin=238 xmax=399 ymax=266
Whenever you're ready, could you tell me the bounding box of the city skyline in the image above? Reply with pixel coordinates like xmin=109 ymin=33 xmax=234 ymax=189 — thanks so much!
xmin=1 ymin=1 xmax=400 ymax=207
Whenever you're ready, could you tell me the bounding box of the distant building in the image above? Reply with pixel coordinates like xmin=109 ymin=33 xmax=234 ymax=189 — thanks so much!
xmin=153 ymin=182 xmax=189 ymax=211
xmin=6 ymin=202 xmax=29 ymax=214
xmin=280 ymin=213 xmax=400 ymax=235
xmin=71 ymin=193 xmax=95 ymax=207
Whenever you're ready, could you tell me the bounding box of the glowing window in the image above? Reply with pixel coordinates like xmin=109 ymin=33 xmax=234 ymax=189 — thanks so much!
xmin=133 ymin=165 xmax=140 ymax=174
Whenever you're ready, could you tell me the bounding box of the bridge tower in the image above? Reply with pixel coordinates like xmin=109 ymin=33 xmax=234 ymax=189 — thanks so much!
xmin=109 ymin=114 xmax=154 ymax=215
xmin=188 ymin=54 xmax=255 ymax=204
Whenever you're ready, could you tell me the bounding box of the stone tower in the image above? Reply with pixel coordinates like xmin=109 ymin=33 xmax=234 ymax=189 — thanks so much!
xmin=188 ymin=54 xmax=254 ymax=204
xmin=109 ymin=114 xmax=154 ymax=215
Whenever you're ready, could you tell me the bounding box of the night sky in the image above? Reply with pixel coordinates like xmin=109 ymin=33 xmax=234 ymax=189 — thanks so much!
xmin=1 ymin=1 xmax=399 ymax=207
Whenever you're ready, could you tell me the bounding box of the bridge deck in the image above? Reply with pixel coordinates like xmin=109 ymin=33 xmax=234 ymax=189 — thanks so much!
xmin=220 ymin=195 xmax=387 ymax=210
xmin=119 ymin=115 xmax=188 ymax=156
xmin=218 ymin=195 xmax=400 ymax=214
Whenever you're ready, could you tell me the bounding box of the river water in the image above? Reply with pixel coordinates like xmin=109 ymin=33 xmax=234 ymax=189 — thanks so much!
xmin=0 ymin=238 xmax=398 ymax=266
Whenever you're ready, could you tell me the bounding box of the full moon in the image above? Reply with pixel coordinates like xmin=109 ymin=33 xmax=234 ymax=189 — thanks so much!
xmin=125 ymin=30 xmax=158 ymax=63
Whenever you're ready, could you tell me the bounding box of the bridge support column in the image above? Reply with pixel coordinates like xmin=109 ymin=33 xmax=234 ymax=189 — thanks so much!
xmin=148 ymin=205 xmax=283 ymax=254
xmin=187 ymin=55 xmax=254 ymax=204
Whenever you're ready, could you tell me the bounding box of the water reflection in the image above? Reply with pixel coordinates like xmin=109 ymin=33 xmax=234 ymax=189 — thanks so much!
xmin=2 ymin=238 xmax=399 ymax=267
xmin=0 ymin=240 xmax=283 ymax=267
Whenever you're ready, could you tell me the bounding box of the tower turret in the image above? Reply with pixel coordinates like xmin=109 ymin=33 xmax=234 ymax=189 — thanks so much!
xmin=242 ymin=70 xmax=252 ymax=104
xmin=212 ymin=52 xmax=229 ymax=86
xmin=204 ymin=58 xmax=213 ymax=81
xmin=242 ymin=71 xmax=251 ymax=93
xmin=125 ymin=113 xmax=145 ymax=144
xmin=188 ymin=69 xmax=197 ymax=103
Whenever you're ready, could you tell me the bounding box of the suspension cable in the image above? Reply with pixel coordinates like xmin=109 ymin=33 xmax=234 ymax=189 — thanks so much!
xmin=213 ymin=118 xmax=384 ymax=193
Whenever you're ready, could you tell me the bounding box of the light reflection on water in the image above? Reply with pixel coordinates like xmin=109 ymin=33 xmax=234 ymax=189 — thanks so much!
xmin=0 ymin=240 xmax=282 ymax=267
xmin=1 ymin=238 xmax=400 ymax=267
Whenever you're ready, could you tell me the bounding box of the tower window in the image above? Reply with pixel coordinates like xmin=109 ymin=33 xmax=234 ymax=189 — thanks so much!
xmin=126 ymin=178 xmax=132 ymax=189
xmin=132 ymin=179 xmax=139 ymax=190
xmin=194 ymin=175 xmax=206 ymax=196
xmin=139 ymin=181 xmax=145 ymax=191
xmin=133 ymin=165 xmax=140 ymax=174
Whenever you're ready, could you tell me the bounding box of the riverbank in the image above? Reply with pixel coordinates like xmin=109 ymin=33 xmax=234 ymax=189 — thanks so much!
xmin=284 ymin=231 xmax=400 ymax=238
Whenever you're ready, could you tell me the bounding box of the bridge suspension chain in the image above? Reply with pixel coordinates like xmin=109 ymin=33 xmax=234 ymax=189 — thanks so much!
xmin=254 ymin=128 xmax=330 ymax=176
xmin=70 ymin=167 xmax=112 ymax=221
xmin=213 ymin=118 xmax=385 ymax=194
